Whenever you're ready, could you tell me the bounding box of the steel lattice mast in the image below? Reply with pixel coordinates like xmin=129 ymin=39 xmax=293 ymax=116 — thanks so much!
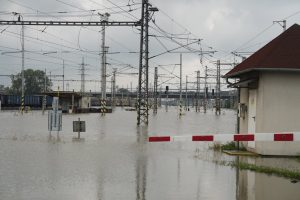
xmin=21 ymin=23 xmax=25 ymax=114
xmin=196 ymin=70 xmax=200 ymax=112
xmin=215 ymin=60 xmax=221 ymax=115
xmin=153 ymin=67 xmax=158 ymax=114
xmin=100 ymin=13 xmax=110 ymax=116
xmin=111 ymin=69 xmax=117 ymax=110
xmin=137 ymin=0 xmax=149 ymax=125
xmin=204 ymin=66 xmax=208 ymax=113
xmin=80 ymin=57 xmax=86 ymax=94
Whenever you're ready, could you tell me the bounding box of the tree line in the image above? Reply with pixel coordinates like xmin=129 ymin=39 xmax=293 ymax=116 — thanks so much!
xmin=0 ymin=69 xmax=52 ymax=95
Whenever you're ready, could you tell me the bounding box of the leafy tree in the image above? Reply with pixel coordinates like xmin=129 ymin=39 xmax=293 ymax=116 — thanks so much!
xmin=9 ymin=69 xmax=52 ymax=95
xmin=118 ymin=88 xmax=130 ymax=94
xmin=0 ymin=84 xmax=9 ymax=94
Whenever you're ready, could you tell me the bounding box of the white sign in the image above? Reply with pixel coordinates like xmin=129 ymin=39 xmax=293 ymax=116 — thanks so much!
xmin=48 ymin=110 xmax=62 ymax=131
xmin=52 ymin=97 xmax=59 ymax=110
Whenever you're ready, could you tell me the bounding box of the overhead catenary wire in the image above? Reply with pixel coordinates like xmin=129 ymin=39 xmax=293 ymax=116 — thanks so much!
xmin=0 ymin=0 xmax=246 ymax=92
xmin=4 ymin=0 xmax=206 ymax=65
xmin=0 ymin=29 xmax=98 ymax=67
xmin=5 ymin=0 xmax=140 ymax=54
xmin=1 ymin=1 xmax=195 ymax=94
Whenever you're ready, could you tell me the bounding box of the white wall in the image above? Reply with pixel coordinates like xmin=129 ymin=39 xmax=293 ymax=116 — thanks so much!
xmin=80 ymin=97 xmax=91 ymax=109
xmin=255 ymin=71 xmax=300 ymax=155
xmin=239 ymin=88 xmax=249 ymax=134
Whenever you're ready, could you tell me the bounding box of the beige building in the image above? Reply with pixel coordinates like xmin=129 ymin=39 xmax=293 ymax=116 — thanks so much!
xmin=224 ymin=24 xmax=300 ymax=156
xmin=46 ymin=91 xmax=91 ymax=113
xmin=79 ymin=96 xmax=92 ymax=109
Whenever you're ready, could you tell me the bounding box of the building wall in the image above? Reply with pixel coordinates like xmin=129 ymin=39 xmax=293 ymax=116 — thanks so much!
xmin=80 ymin=97 xmax=91 ymax=108
xmin=239 ymin=88 xmax=249 ymax=134
xmin=254 ymin=71 xmax=300 ymax=155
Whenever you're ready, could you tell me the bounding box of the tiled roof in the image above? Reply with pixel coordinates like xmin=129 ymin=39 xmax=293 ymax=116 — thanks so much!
xmin=225 ymin=24 xmax=300 ymax=78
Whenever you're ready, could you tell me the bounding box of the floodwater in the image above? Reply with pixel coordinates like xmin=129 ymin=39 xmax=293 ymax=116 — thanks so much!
xmin=0 ymin=107 xmax=299 ymax=200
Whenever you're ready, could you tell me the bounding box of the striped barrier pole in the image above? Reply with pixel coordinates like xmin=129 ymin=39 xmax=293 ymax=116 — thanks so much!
xmin=179 ymin=100 xmax=182 ymax=116
xmin=100 ymin=99 xmax=103 ymax=115
xmin=100 ymin=99 xmax=106 ymax=116
xmin=148 ymin=132 xmax=300 ymax=142
xmin=21 ymin=95 xmax=24 ymax=114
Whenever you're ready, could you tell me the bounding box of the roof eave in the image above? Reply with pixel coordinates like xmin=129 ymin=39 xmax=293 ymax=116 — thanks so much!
xmin=224 ymin=67 xmax=300 ymax=78
xmin=223 ymin=68 xmax=253 ymax=78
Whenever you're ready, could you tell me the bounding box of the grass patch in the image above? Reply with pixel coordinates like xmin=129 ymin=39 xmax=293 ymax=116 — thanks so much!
xmin=228 ymin=161 xmax=300 ymax=181
xmin=222 ymin=142 xmax=239 ymax=150
xmin=211 ymin=141 xmax=246 ymax=151
xmin=207 ymin=159 xmax=300 ymax=181
xmin=207 ymin=143 xmax=300 ymax=180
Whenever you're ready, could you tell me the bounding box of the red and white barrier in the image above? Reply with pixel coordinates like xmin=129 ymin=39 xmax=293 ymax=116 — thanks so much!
xmin=148 ymin=132 xmax=300 ymax=142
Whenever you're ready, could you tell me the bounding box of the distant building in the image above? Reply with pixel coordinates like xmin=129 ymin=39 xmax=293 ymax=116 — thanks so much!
xmin=45 ymin=91 xmax=91 ymax=113
xmin=224 ymin=24 xmax=300 ymax=155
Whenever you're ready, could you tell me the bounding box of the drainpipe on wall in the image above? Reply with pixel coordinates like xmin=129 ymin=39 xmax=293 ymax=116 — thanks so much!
xmin=236 ymin=87 xmax=240 ymax=150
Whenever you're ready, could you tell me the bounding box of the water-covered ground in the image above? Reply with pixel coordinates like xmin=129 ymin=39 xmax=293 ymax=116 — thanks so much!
xmin=0 ymin=107 xmax=299 ymax=200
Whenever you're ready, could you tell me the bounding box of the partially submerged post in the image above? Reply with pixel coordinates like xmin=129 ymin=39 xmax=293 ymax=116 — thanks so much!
xmin=153 ymin=67 xmax=158 ymax=114
xmin=77 ymin=118 xmax=81 ymax=139
xmin=185 ymin=75 xmax=188 ymax=111
xmin=100 ymin=13 xmax=110 ymax=116
xmin=73 ymin=118 xmax=86 ymax=141
xmin=215 ymin=60 xmax=221 ymax=115
xmin=196 ymin=71 xmax=200 ymax=112
xmin=179 ymin=54 xmax=183 ymax=116
xmin=48 ymin=97 xmax=62 ymax=134
xmin=42 ymin=68 xmax=47 ymax=115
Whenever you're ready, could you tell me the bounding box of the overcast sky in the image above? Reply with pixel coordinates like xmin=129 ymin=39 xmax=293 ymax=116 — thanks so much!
xmin=0 ymin=0 xmax=300 ymax=92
